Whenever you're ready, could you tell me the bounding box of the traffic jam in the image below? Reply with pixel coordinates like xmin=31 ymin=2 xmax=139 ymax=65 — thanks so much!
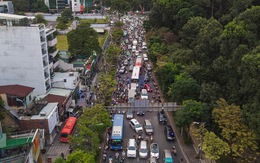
xmin=102 ymin=15 xmax=180 ymax=163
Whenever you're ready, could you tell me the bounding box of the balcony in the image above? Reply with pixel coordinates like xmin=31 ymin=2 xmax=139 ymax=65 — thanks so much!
xmin=54 ymin=60 xmax=59 ymax=69
xmin=43 ymin=61 xmax=48 ymax=67
xmin=40 ymin=37 xmax=46 ymax=42
xmin=42 ymin=49 xmax=47 ymax=55
xmin=48 ymin=47 xmax=59 ymax=57
xmin=44 ymin=72 xmax=49 ymax=78
xmin=46 ymin=84 xmax=51 ymax=91
xmin=47 ymin=37 xmax=57 ymax=47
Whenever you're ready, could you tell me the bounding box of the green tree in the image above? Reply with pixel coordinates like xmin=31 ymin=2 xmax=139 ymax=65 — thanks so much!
xmin=212 ymin=98 xmax=258 ymax=157
xmin=168 ymin=73 xmax=200 ymax=103
xmin=105 ymin=44 xmax=122 ymax=65
xmin=32 ymin=14 xmax=47 ymax=24
xmin=66 ymin=150 xmax=95 ymax=163
xmin=67 ymin=23 xmax=101 ymax=58
xmin=111 ymin=28 xmax=123 ymax=44
xmin=53 ymin=157 xmax=66 ymax=163
xmin=202 ymin=131 xmax=230 ymax=161
xmin=61 ymin=9 xmax=73 ymax=22
xmin=154 ymin=62 xmax=182 ymax=96
xmin=110 ymin=0 xmax=130 ymax=19
xmin=69 ymin=105 xmax=111 ymax=153
xmin=31 ymin=0 xmax=49 ymax=13
xmin=11 ymin=0 xmax=30 ymax=12
xmin=174 ymin=100 xmax=207 ymax=136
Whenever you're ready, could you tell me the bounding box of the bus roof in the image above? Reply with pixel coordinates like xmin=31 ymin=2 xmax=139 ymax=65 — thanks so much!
xmin=135 ymin=56 xmax=142 ymax=67
xmin=111 ymin=114 xmax=124 ymax=139
xmin=61 ymin=117 xmax=77 ymax=134
xmin=131 ymin=66 xmax=140 ymax=80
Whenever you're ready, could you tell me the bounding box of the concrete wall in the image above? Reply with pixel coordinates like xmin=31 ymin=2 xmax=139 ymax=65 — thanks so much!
xmin=0 ymin=26 xmax=47 ymax=96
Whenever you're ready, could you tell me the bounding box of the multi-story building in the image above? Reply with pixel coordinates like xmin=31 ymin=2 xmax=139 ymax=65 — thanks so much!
xmin=44 ymin=0 xmax=70 ymax=11
xmin=0 ymin=1 xmax=14 ymax=14
xmin=0 ymin=13 xmax=59 ymax=96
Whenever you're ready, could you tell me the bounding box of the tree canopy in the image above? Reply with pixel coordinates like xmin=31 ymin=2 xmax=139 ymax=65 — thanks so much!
xmin=67 ymin=23 xmax=102 ymax=58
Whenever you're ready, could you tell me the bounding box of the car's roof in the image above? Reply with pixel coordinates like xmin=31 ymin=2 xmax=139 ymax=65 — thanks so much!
xmin=130 ymin=118 xmax=140 ymax=124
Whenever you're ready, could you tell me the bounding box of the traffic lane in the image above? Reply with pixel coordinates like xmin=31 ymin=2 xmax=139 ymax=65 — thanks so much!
xmin=121 ymin=112 xmax=183 ymax=163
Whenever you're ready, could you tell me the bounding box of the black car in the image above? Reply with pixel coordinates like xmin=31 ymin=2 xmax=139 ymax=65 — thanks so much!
xmin=157 ymin=110 xmax=167 ymax=124
xmin=164 ymin=125 xmax=175 ymax=141
xmin=137 ymin=110 xmax=145 ymax=116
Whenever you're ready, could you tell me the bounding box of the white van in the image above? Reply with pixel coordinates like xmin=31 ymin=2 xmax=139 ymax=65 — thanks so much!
xmin=127 ymin=139 xmax=137 ymax=158
xmin=143 ymin=53 xmax=148 ymax=62
xmin=132 ymin=45 xmax=137 ymax=52
xmin=139 ymin=140 xmax=148 ymax=158
xmin=141 ymin=89 xmax=148 ymax=99
xmin=128 ymin=89 xmax=136 ymax=103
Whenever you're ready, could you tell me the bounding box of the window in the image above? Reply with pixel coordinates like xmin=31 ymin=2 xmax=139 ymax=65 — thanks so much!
xmin=29 ymin=95 xmax=32 ymax=101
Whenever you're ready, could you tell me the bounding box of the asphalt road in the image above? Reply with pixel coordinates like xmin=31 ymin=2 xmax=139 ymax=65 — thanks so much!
xmin=105 ymin=112 xmax=184 ymax=163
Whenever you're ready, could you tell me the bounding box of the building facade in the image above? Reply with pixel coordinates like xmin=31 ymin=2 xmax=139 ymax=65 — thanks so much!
xmin=0 ymin=13 xmax=59 ymax=96
xmin=0 ymin=1 xmax=14 ymax=14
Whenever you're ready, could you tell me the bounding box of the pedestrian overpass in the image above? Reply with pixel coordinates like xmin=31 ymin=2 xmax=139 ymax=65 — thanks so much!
xmin=105 ymin=100 xmax=181 ymax=112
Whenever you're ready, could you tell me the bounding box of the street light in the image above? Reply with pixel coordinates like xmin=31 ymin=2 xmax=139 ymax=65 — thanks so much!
xmin=193 ymin=122 xmax=206 ymax=163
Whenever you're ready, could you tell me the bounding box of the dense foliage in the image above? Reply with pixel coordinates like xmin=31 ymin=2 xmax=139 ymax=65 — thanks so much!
xmin=12 ymin=0 xmax=48 ymax=13
xmin=146 ymin=0 xmax=260 ymax=161
xmin=67 ymin=23 xmax=102 ymax=58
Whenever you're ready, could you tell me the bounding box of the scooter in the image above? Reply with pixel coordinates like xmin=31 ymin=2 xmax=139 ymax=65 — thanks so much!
xmin=171 ymin=146 xmax=177 ymax=156
xmin=102 ymin=150 xmax=107 ymax=162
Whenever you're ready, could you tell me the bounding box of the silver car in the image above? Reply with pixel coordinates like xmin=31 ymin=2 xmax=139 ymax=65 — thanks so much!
xmin=150 ymin=143 xmax=159 ymax=159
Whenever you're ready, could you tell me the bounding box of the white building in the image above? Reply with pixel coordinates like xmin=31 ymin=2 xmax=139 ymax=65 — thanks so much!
xmin=0 ymin=13 xmax=59 ymax=96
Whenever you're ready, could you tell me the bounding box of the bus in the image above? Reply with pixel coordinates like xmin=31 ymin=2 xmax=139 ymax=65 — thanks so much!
xmin=135 ymin=55 xmax=142 ymax=68
xmin=110 ymin=114 xmax=124 ymax=150
xmin=131 ymin=66 xmax=140 ymax=83
xmin=60 ymin=117 xmax=77 ymax=143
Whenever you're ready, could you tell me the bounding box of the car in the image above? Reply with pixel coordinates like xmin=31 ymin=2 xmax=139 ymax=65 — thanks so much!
xmin=142 ymin=45 xmax=147 ymax=50
xmin=129 ymin=118 xmax=143 ymax=133
xmin=158 ymin=110 xmax=167 ymax=124
xmin=126 ymin=111 xmax=134 ymax=119
xmin=139 ymin=140 xmax=148 ymax=159
xmin=127 ymin=139 xmax=137 ymax=158
xmin=144 ymin=73 xmax=150 ymax=83
xmin=119 ymin=66 xmax=125 ymax=74
xmin=144 ymin=119 xmax=154 ymax=135
xmin=129 ymin=59 xmax=134 ymax=66
xmin=164 ymin=125 xmax=175 ymax=141
xmin=144 ymin=84 xmax=152 ymax=92
xmin=128 ymin=44 xmax=132 ymax=50
xmin=123 ymin=60 xmax=128 ymax=66
xmin=163 ymin=149 xmax=173 ymax=163
xmin=141 ymin=89 xmax=148 ymax=99
xmin=149 ymin=157 xmax=157 ymax=163
xmin=135 ymin=51 xmax=139 ymax=56
xmin=146 ymin=63 xmax=152 ymax=71
xmin=137 ymin=110 xmax=145 ymax=116
xmin=150 ymin=143 xmax=159 ymax=159
xmin=129 ymin=65 xmax=134 ymax=72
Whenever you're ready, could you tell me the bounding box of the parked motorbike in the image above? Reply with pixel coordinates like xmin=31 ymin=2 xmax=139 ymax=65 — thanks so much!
xmin=108 ymin=155 xmax=113 ymax=163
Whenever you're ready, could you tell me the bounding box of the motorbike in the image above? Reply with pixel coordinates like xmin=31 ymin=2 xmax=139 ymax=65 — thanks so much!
xmin=171 ymin=146 xmax=177 ymax=156
xmin=102 ymin=150 xmax=107 ymax=162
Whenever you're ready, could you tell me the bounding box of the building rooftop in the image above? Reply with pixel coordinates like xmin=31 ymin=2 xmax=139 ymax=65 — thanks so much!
xmin=52 ymin=72 xmax=79 ymax=90
xmin=43 ymin=94 xmax=66 ymax=107
xmin=0 ymin=84 xmax=34 ymax=97
xmin=47 ymin=88 xmax=72 ymax=97
xmin=31 ymin=102 xmax=58 ymax=119
xmin=0 ymin=13 xmax=27 ymax=20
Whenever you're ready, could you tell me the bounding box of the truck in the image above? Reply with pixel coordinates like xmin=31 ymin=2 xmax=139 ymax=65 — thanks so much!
xmin=128 ymin=89 xmax=136 ymax=103
xmin=133 ymin=39 xmax=138 ymax=46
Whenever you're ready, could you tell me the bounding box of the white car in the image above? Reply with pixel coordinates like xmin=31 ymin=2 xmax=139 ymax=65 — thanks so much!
xmin=127 ymin=139 xmax=137 ymax=158
xmin=141 ymin=89 xmax=148 ymax=99
xmin=150 ymin=143 xmax=159 ymax=159
xmin=129 ymin=118 xmax=143 ymax=133
xmin=119 ymin=66 xmax=125 ymax=74
xmin=139 ymin=140 xmax=148 ymax=159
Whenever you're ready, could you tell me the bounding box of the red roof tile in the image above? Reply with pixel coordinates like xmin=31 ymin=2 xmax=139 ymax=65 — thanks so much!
xmin=0 ymin=84 xmax=34 ymax=97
